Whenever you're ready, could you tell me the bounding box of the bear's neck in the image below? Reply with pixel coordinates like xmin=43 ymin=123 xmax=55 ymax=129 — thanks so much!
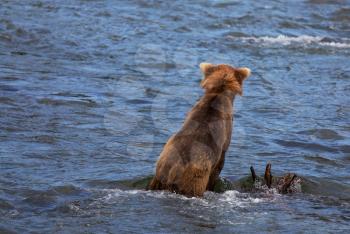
xmin=205 ymin=89 xmax=236 ymax=102
xmin=201 ymin=89 xmax=236 ymax=115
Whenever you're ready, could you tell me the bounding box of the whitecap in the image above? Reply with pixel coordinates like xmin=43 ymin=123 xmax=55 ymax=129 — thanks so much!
xmin=228 ymin=34 xmax=350 ymax=48
xmin=91 ymin=188 xmax=206 ymax=205
xmin=91 ymin=188 xmax=281 ymax=209
xmin=213 ymin=190 xmax=269 ymax=208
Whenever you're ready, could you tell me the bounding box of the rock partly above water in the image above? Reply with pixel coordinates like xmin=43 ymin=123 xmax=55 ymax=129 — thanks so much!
xmin=119 ymin=163 xmax=350 ymax=201
xmin=122 ymin=171 xmax=350 ymax=201
xmin=120 ymin=170 xmax=303 ymax=196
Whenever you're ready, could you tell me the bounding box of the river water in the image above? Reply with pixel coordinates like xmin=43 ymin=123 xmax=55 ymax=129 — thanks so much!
xmin=1 ymin=0 xmax=350 ymax=233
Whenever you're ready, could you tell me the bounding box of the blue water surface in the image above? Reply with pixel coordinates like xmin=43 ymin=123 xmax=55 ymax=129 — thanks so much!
xmin=0 ymin=0 xmax=350 ymax=233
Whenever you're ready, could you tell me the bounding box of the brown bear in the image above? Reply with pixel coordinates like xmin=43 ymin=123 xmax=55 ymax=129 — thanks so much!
xmin=148 ymin=63 xmax=251 ymax=197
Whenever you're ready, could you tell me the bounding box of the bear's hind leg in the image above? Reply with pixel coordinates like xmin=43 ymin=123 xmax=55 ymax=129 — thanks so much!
xmin=207 ymin=151 xmax=226 ymax=191
xmin=179 ymin=163 xmax=211 ymax=197
xmin=147 ymin=177 xmax=162 ymax=190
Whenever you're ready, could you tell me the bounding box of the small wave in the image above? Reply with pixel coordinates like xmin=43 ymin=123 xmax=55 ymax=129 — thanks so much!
xmin=228 ymin=35 xmax=350 ymax=48
xmin=305 ymin=155 xmax=341 ymax=167
xmin=93 ymin=188 xmax=275 ymax=209
xmin=96 ymin=188 xmax=206 ymax=203
xmin=210 ymin=190 xmax=272 ymax=208
xmin=56 ymin=201 xmax=82 ymax=214
xmin=0 ymin=199 xmax=14 ymax=210
xmin=297 ymin=128 xmax=344 ymax=140
xmin=274 ymin=139 xmax=338 ymax=153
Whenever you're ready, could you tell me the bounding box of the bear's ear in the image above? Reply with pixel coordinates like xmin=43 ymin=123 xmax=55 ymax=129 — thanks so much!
xmin=235 ymin=67 xmax=251 ymax=83
xmin=199 ymin=62 xmax=214 ymax=74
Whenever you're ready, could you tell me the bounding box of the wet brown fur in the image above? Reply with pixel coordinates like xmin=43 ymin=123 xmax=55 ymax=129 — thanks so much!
xmin=148 ymin=64 xmax=250 ymax=197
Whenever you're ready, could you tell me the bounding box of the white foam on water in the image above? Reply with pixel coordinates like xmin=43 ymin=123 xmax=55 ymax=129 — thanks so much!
xmin=212 ymin=190 xmax=270 ymax=208
xmin=91 ymin=188 xmax=281 ymax=210
xmin=88 ymin=188 xmax=282 ymax=226
xmin=99 ymin=188 xmax=210 ymax=205
xmin=98 ymin=188 xmax=144 ymax=201
xmin=228 ymin=35 xmax=350 ymax=48
xmin=67 ymin=203 xmax=80 ymax=212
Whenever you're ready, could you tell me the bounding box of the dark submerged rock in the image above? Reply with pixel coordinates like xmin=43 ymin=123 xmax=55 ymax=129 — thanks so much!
xmin=127 ymin=164 xmax=304 ymax=195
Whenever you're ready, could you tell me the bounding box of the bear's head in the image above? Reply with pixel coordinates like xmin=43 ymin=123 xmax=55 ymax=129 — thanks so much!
xmin=199 ymin=63 xmax=251 ymax=95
